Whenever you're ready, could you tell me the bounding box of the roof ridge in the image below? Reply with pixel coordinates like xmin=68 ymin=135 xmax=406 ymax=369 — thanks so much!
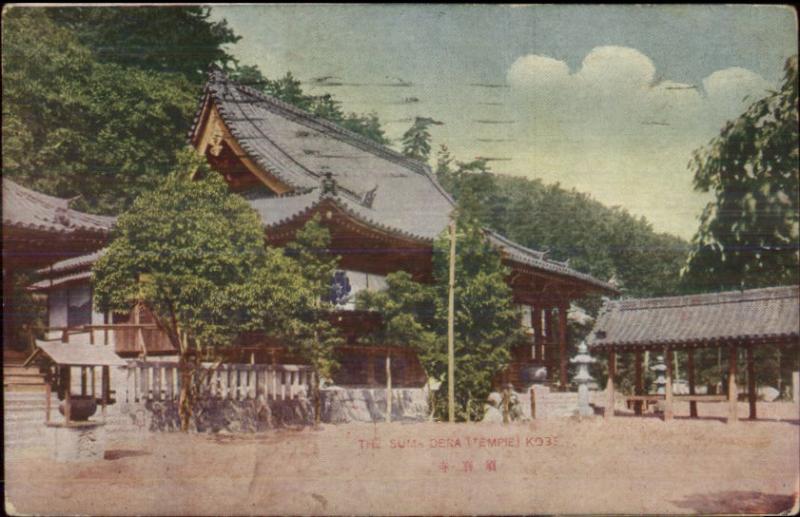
xmin=612 ymin=285 xmax=800 ymax=311
xmin=206 ymin=68 xmax=431 ymax=177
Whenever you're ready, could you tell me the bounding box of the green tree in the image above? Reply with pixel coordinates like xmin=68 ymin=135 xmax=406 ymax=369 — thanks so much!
xmin=358 ymin=217 xmax=522 ymax=422
xmin=401 ymin=117 xmax=436 ymax=162
xmin=92 ymin=168 xmax=314 ymax=430
xmin=683 ymin=55 xmax=799 ymax=292
xmin=284 ymin=216 xmax=344 ymax=425
xmin=2 ymin=9 xmax=198 ymax=216
xmin=46 ymin=6 xmax=241 ymax=83
xmin=355 ymin=271 xmax=438 ymax=420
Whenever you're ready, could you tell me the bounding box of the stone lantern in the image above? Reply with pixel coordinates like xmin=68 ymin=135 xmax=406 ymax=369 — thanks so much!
xmin=570 ymin=341 xmax=596 ymax=416
xmin=651 ymin=355 xmax=667 ymax=395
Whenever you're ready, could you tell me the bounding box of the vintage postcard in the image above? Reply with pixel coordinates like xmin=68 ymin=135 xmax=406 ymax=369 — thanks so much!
xmin=3 ymin=4 xmax=799 ymax=515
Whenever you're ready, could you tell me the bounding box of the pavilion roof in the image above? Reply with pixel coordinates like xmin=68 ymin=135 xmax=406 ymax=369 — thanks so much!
xmin=2 ymin=178 xmax=115 ymax=235
xmin=34 ymin=339 xmax=128 ymax=367
xmin=588 ymin=285 xmax=800 ymax=350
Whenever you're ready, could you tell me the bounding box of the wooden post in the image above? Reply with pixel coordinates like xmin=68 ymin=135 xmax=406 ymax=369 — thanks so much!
xmin=605 ymin=350 xmax=616 ymax=419
xmin=687 ymin=349 xmax=697 ymax=418
xmin=45 ymin=370 xmax=52 ymax=424
xmin=64 ymin=367 xmax=72 ymax=425
xmin=101 ymin=366 xmax=109 ymax=420
xmin=366 ymin=350 xmax=376 ymax=385
xmin=557 ymin=303 xmax=569 ymax=391
xmin=747 ymin=345 xmax=757 ymax=420
xmin=447 ymin=219 xmax=456 ymax=424
xmin=80 ymin=367 xmax=87 ymax=396
xmin=634 ymin=350 xmax=643 ymax=415
xmin=544 ymin=308 xmax=553 ymax=375
xmin=728 ymin=346 xmax=739 ymax=423
xmin=532 ymin=305 xmax=543 ymax=362
xmin=386 ymin=351 xmax=392 ymax=423
xmin=91 ymin=366 xmax=96 ymax=398
xmin=664 ymin=348 xmax=674 ymax=422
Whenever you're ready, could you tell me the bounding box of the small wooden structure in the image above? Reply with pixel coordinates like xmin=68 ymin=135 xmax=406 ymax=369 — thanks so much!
xmin=32 ymin=340 xmax=127 ymax=425
xmin=588 ymin=286 xmax=799 ymax=423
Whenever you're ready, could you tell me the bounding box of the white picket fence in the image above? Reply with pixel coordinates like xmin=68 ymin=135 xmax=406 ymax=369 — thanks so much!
xmin=122 ymin=361 xmax=314 ymax=403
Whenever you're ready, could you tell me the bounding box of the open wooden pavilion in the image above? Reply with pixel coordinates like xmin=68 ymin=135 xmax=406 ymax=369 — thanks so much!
xmin=588 ymin=285 xmax=800 ymax=423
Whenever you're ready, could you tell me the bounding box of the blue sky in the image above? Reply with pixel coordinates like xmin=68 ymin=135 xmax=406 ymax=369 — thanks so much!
xmin=211 ymin=5 xmax=797 ymax=238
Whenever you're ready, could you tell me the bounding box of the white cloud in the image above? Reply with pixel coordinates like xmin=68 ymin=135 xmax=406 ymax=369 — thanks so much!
xmin=499 ymin=46 xmax=777 ymax=237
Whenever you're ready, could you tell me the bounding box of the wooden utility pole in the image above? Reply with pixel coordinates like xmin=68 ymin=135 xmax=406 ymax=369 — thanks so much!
xmin=447 ymin=219 xmax=457 ymax=423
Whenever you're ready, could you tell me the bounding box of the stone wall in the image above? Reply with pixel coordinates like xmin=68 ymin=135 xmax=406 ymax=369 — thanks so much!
xmin=116 ymin=386 xmax=430 ymax=432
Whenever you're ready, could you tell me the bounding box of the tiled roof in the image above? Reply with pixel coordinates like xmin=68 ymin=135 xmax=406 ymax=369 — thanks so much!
xmin=2 ymin=178 xmax=115 ymax=234
xmin=588 ymin=285 xmax=800 ymax=349
xmin=486 ymin=231 xmax=617 ymax=292
xmin=36 ymin=249 xmax=105 ymax=276
xmin=191 ymin=69 xmax=615 ymax=292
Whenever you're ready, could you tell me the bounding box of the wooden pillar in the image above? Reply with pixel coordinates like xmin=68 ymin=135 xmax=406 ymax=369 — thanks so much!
xmin=532 ymin=305 xmax=543 ymax=362
xmin=634 ymin=350 xmax=643 ymax=415
xmin=45 ymin=369 xmax=52 ymax=424
xmin=64 ymin=367 xmax=72 ymax=425
xmin=385 ymin=351 xmax=392 ymax=423
xmin=728 ymin=346 xmax=738 ymax=423
xmin=687 ymin=349 xmax=697 ymax=418
xmin=605 ymin=350 xmax=616 ymax=419
xmin=544 ymin=308 xmax=553 ymax=374
xmin=366 ymin=349 xmax=376 ymax=385
xmin=747 ymin=345 xmax=756 ymax=420
xmin=664 ymin=348 xmax=674 ymax=422
xmin=557 ymin=303 xmax=569 ymax=391
xmin=101 ymin=365 xmax=110 ymax=419
xmin=80 ymin=367 xmax=87 ymax=396
xmin=91 ymin=366 xmax=96 ymax=398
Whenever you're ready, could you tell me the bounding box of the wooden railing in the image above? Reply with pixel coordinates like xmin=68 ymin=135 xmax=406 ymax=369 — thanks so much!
xmin=43 ymin=325 xmax=176 ymax=355
xmin=122 ymin=360 xmax=315 ymax=403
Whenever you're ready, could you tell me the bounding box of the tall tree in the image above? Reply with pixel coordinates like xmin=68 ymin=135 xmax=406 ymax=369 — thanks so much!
xmin=2 ymin=8 xmax=198 ymax=216
xmin=46 ymin=6 xmax=241 ymax=83
xmin=284 ymin=216 xmax=344 ymax=425
xmin=92 ymin=167 xmax=315 ymax=430
xmin=401 ymin=117 xmax=439 ymax=163
xmin=683 ymin=55 xmax=799 ymax=291
xmin=358 ymin=217 xmax=522 ymax=422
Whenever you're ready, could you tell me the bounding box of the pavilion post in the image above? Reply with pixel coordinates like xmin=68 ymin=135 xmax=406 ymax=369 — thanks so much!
xmin=746 ymin=345 xmax=756 ymax=420
xmin=557 ymin=303 xmax=569 ymax=391
xmin=664 ymin=348 xmax=674 ymax=422
xmin=80 ymin=366 xmax=87 ymax=396
xmin=101 ymin=365 xmax=110 ymax=420
xmin=45 ymin=369 xmax=52 ymax=424
xmin=64 ymin=367 xmax=72 ymax=425
xmin=532 ymin=305 xmax=543 ymax=362
xmin=544 ymin=308 xmax=553 ymax=377
xmin=728 ymin=346 xmax=738 ymax=423
xmin=634 ymin=350 xmax=643 ymax=415
xmin=687 ymin=348 xmax=697 ymax=418
xmin=605 ymin=350 xmax=616 ymax=419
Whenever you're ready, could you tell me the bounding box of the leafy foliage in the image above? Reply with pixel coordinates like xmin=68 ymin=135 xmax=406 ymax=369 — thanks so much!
xmin=229 ymin=66 xmax=390 ymax=145
xmin=434 ymin=146 xmax=689 ymax=298
xmin=358 ymin=217 xmax=522 ymax=421
xmin=46 ymin=6 xmax=241 ymax=83
xmin=284 ymin=216 xmax=344 ymax=424
xmin=401 ymin=117 xmax=437 ymax=162
xmin=683 ymin=55 xmax=799 ymax=291
xmin=2 ymin=8 xmax=198 ymax=216
xmin=92 ymin=171 xmax=315 ymax=428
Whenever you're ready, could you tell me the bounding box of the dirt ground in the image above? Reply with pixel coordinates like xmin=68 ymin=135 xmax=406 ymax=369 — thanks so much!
xmin=5 ymin=401 xmax=800 ymax=516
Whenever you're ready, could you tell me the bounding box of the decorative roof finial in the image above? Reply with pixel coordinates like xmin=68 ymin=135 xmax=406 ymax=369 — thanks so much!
xmin=320 ymin=168 xmax=337 ymax=196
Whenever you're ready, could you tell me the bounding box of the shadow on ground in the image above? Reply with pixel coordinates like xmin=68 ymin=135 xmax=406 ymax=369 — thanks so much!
xmin=672 ymin=490 xmax=797 ymax=514
xmin=104 ymin=449 xmax=151 ymax=461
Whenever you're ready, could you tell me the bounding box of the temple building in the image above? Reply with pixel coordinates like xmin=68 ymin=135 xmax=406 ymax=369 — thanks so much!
xmin=28 ymin=68 xmax=616 ymax=390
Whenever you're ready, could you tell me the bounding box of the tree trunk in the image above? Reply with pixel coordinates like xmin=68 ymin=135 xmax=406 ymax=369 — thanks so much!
xmin=313 ymin=371 xmax=321 ymax=427
xmin=385 ymin=352 xmax=392 ymax=423
xmin=178 ymin=354 xmax=193 ymax=432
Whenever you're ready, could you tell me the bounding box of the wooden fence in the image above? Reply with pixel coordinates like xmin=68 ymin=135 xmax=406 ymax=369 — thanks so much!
xmin=122 ymin=360 xmax=315 ymax=403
